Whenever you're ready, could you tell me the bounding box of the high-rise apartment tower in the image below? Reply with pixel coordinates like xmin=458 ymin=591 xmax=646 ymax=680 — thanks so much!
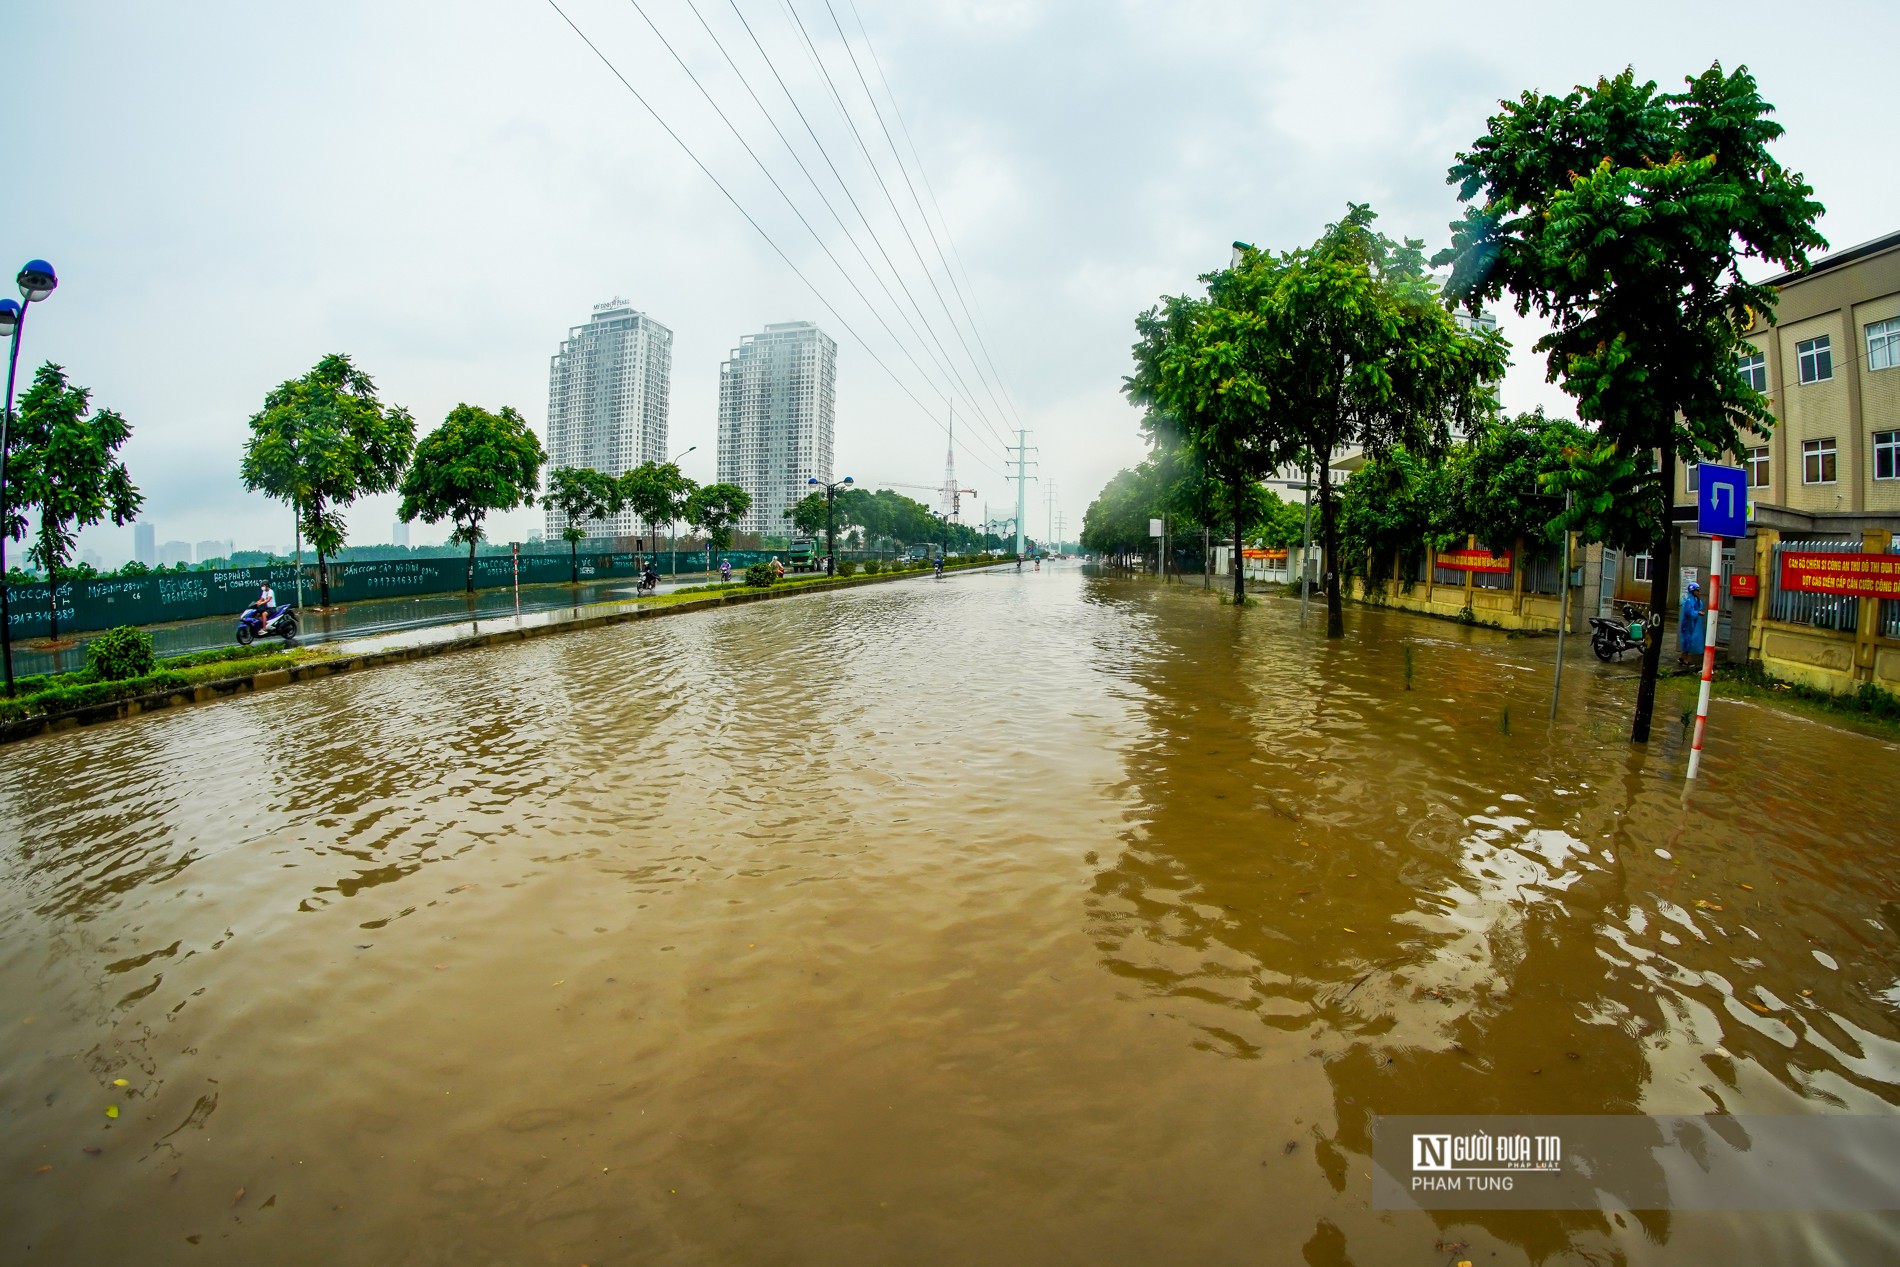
xmin=544 ymin=299 xmax=673 ymax=541
xmin=717 ymin=322 xmax=836 ymax=537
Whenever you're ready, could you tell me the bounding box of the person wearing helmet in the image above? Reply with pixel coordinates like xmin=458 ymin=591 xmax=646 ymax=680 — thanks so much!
xmin=252 ymin=580 xmax=277 ymax=630
xmin=1678 ymin=580 xmax=1706 ymax=668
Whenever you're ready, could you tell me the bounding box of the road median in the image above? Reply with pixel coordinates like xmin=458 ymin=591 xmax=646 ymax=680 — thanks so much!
xmin=0 ymin=556 xmax=1012 ymax=744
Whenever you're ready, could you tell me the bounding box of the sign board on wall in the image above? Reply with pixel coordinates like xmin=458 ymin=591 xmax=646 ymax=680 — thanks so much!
xmin=1779 ymin=551 xmax=1900 ymax=599
xmin=1149 ymin=518 xmax=1164 ymax=538
xmin=1436 ymin=547 xmax=1513 ymax=574
xmin=1729 ymin=574 xmax=1759 ymax=599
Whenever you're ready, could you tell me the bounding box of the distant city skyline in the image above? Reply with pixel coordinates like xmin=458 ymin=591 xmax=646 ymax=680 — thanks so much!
xmin=544 ymin=299 xmax=674 ymax=542
xmin=718 ymin=322 xmax=837 ymax=538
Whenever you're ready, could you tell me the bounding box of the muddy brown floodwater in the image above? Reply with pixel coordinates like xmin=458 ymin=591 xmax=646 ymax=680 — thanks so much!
xmin=3 ymin=564 xmax=1899 ymax=1265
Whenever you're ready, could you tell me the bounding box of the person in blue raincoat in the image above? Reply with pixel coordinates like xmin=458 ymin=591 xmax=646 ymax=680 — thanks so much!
xmin=1678 ymin=581 xmax=1706 ymax=667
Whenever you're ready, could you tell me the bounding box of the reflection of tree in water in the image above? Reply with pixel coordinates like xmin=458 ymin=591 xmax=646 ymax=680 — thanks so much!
xmin=1082 ymin=583 xmax=1673 ymax=1261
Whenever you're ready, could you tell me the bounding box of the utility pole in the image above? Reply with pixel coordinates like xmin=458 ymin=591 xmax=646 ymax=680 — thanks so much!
xmin=1044 ymin=482 xmax=1057 ymax=558
xmin=1010 ymin=430 xmax=1036 ymax=557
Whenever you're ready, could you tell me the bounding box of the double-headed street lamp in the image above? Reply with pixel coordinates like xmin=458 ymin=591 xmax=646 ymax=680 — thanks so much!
xmin=0 ymin=259 xmax=59 ymax=697
xmin=807 ymin=474 xmax=853 ymax=575
xmin=668 ymin=444 xmax=695 ymax=578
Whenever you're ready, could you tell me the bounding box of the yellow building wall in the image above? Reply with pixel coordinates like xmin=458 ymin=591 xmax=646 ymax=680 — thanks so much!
xmin=1855 ymin=291 xmax=1900 ymax=512
xmin=1776 ymin=310 xmax=1851 ymax=514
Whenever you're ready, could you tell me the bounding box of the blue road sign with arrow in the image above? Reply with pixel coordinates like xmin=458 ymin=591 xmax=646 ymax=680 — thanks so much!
xmin=1697 ymin=463 xmax=1747 ymax=538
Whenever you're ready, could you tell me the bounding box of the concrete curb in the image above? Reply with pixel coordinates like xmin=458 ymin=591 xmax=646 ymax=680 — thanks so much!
xmin=0 ymin=560 xmax=1011 ymax=746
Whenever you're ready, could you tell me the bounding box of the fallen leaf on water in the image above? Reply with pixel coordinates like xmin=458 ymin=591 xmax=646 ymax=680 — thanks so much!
xmin=1801 ymin=989 xmax=1813 ymax=996
xmin=1694 ymin=900 xmax=1724 ymax=911
xmin=1749 ymin=1003 xmax=1771 ymax=1014
xmin=1343 ymin=927 xmax=1355 ymax=933
xmin=111 ymin=1079 xmax=129 ymax=1088
xmin=82 ymin=1147 xmax=101 ymax=1156
xmin=262 ymin=1195 xmax=276 ymax=1208
xmin=233 ymin=1187 xmax=246 ymax=1205
xmin=1295 ymin=890 xmax=1311 ymax=896
xmin=1740 ymin=884 xmax=1754 ymax=891
xmin=434 ymin=964 xmax=448 ymax=971
xmin=34 ymin=1165 xmax=51 ymax=1175
xmin=104 ymin=1106 xmax=118 ymax=1119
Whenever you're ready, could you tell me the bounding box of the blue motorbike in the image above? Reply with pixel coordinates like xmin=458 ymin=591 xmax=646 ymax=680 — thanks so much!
xmin=236 ymin=603 xmax=299 ymax=647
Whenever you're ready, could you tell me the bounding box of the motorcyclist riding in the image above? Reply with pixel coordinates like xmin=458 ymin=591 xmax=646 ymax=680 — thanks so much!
xmin=719 ymin=558 xmax=732 ymax=583
xmin=252 ymin=581 xmax=276 ymax=628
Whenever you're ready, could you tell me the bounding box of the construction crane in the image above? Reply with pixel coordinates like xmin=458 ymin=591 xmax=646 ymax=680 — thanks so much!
xmin=867 ymin=480 xmax=979 ymax=517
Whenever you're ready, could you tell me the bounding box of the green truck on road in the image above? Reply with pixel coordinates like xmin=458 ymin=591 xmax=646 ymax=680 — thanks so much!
xmin=788 ymin=538 xmax=821 ymax=573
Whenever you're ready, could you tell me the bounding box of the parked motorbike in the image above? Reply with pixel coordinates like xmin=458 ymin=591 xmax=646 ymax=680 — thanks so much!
xmin=236 ymin=603 xmax=299 ymax=646
xmin=1588 ymin=603 xmax=1653 ymax=662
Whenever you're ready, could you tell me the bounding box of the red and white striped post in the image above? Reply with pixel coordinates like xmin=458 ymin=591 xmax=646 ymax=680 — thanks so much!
xmin=1686 ymin=535 xmax=1723 ymax=779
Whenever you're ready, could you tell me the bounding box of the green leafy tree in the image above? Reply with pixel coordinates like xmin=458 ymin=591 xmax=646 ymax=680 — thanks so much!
xmin=1337 ymin=447 xmax=1460 ymax=584
xmin=1126 ymin=288 xmax=1287 ymax=602
xmin=783 ymin=491 xmax=830 ymax=537
xmin=618 ymin=462 xmax=695 ymax=555
xmin=1233 ymin=205 xmax=1507 ymax=637
xmin=240 ymin=353 xmax=415 ymax=607
xmin=397 ymin=404 xmax=546 ymax=592
xmin=8 ymin=363 xmax=143 ymax=644
xmin=685 ymin=483 xmax=752 ymax=557
xmin=1453 ymin=409 xmax=1596 ymax=557
xmin=1253 ymin=491 xmax=1307 ymax=550
xmin=1436 ymin=62 xmax=1825 ymax=741
xmin=544 ymin=466 xmax=621 ymax=582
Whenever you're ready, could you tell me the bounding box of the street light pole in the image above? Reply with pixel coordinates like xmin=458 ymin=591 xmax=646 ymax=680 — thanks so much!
xmin=807 ymin=474 xmax=854 ymax=576
xmin=667 ymin=444 xmax=696 ymax=581
xmin=0 ymin=260 xmax=60 ymax=697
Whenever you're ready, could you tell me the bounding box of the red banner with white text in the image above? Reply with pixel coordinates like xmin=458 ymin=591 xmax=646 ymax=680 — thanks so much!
xmin=1436 ymin=547 xmax=1513 ymax=574
xmin=1778 ymin=551 xmax=1900 ymax=599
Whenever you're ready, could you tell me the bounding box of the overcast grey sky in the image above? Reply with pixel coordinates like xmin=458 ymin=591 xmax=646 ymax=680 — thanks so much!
xmin=5 ymin=0 xmax=1892 ymax=563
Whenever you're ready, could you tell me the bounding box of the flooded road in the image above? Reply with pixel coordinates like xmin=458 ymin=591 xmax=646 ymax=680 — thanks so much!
xmin=3 ymin=564 xmax=1899 ymax=1265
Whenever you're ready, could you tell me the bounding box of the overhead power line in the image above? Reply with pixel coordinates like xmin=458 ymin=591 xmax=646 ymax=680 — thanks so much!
xmin=820 ymin=0 xmax=1022 ymax=436
xmin=621 ymin=0 xmax=1010 ymax=466
xmin=774 ymin=0 xmax=1017 ymax=458
xmin=680 ymin=0 xmax=1010 ymax=465
xmin=538 ymin=0 xmax=1008 ymax=483
xmin=843 ymin=0 xmax=1029 ymax=434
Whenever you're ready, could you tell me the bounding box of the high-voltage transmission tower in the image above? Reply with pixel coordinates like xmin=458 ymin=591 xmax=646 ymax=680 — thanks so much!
xmin=1009 ymin=430 xmax=1037 ymax=557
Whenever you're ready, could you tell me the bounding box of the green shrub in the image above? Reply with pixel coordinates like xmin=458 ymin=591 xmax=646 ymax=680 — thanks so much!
xmin=863 ymin=559 xmax=883 ymax=575
xmin=745 ymin=562 xmax=776 ymax=588
xmin=837 ymin=560 xmax=858 ymax=578
xmin=87 ymin=625 xmax=157 ymax=681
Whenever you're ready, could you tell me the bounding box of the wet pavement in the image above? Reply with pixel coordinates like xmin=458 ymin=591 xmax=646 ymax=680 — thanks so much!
xmin=6 ymin=575 xmax=715 ymax=679
xmin=2 ymin=563 xmax=1898 ymax=1265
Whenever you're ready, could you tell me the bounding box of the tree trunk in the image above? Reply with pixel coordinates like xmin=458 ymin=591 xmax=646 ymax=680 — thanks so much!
xmin=466 ymin=534 xmax=478 ymax=594
xmin=1630 ymin=441 xmax=1676 ymax=744
xmin=1319 ymin=450 xmax=1344 ymax=638
xmin=570 ymin=538 xmax=579 ymax=585
xmin=311 ymin=495 xmax=331 ymax=607
xmin=1231 ymin=477 xmax=1246 ymax=605
xmin=41 ymin=522 xmax=59 ymax=643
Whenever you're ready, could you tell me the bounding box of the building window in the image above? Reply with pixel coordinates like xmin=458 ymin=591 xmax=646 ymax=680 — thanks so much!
xmin=1686 ymin=464 xmax=1699 ymax=493
xmin=1871 ymin=318 xmax=1900 ymax=372
xmin=1746 ymin=446 xmax=1770 ymax=488
xmin=1633 ymin=552 xmax=1653 ymax=583
xmin=1738 ymin=350 xmax=1768 ymax=392
xmin=1803 ymin=437 xmax=1837 ymax=484
xmin=1876 ymin=430 xmax=1900 ymax=482
xmin=1797 ymin=336 xmax=1833 ymax=384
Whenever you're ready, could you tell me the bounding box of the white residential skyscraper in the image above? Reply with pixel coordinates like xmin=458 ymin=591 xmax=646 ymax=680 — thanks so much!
xmin=718 ymin=322 xmax=836 ymax=537
xmin=544 ymin=299 xmax=673 ymax=541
